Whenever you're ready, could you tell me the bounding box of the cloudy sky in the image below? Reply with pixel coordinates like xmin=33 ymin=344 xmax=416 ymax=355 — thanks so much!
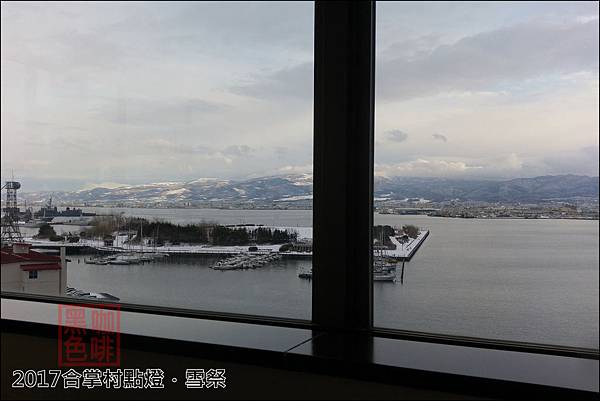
xmin=1 ymin=1 xmax=598 ymax=191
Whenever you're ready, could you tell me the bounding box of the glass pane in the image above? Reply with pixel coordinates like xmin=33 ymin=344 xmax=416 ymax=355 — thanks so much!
xmin=1 ymin=1 xmax=313 ymax=320
xmin=374 ymin=1 xmax=599 ymax=348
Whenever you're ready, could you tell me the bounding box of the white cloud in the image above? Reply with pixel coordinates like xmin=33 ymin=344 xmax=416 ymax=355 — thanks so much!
xmin=375 ymin=159 xmax=482 ymax=178
xmin=576 ymin=15 xmax=599 ymax=24
xmin=277 ymin=164 xmax=313 ymax=175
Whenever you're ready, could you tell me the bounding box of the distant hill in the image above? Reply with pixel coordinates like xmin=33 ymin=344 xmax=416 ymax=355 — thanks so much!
xmin=18 ymin=174 xmax=599 ymax=206
xmin=374 ymin=174 xmax=599 ymax=202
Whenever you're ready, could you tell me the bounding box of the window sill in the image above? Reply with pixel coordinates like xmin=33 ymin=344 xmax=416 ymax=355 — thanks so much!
xmin=2 ymin=297 xmax=598 ymax=397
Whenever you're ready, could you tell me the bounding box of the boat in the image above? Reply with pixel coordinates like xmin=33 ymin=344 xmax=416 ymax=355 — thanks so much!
xmin=19 ymin=220 xmax=44 ymax=228
xmin=137 ymin=253 xmax=156 ymax=262
xmin=211 ymin=253 xmax=280 ymax=270
xmin=373 ymin=272 xmax=396 ymax=282
xmin=85 ymin=256 xmax=106 ymax=265
xmin=373 ymin=238 xmax=398 ymax=283
xmin=298 ymin=269 xmax=312 ymax=279
xmin=66 ymin=287 xmax=119 ymax=301
xmin=34 ymin=197 xmax=96 ymax=221
xmin=109 ymin=259 xmax=131 ymax=265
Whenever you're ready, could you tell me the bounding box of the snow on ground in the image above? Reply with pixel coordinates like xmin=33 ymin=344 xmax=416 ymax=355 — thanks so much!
xmin=24 ymin=228 xmax=425 ymax=257
xmin=386 ymin=230 xmax=429 ymax=258
xmin=274 ymin=195 xmax=313 ymax=202
xmin=164 ymin=188 xmax=188 ymax=196
xmin=291 ymin=173 xmax=313 ymax=186
xmin=25 ymin=236 xmax=283 ymax=254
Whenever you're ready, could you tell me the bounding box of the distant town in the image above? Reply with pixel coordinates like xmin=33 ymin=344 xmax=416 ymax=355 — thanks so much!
xmin=376 ymin=198 xmax=599 ymax=220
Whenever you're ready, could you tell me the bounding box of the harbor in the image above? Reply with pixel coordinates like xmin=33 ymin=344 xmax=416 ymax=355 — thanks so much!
xmin=24 ymin=231 xmax=428 ymax=260
xmin=22 ymin=223 xmax=430 ymax=284
xmin=14 ymin=204 xmax=430 ymax=285
xmin=0 ymin=180 xmax=429 ymax=290
xmin=85 ymin=252 xmax=169 ymax=266
xmin=2 ymin=199 xmax=597 ymax=348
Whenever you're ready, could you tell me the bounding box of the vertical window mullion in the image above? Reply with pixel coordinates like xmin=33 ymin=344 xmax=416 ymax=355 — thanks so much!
xmin=312 ymin=1 xmax=375 ymax=331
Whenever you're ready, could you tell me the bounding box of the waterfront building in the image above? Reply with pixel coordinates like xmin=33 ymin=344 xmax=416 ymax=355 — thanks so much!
xmin=0 ymin=243 xmax=67 ymax=295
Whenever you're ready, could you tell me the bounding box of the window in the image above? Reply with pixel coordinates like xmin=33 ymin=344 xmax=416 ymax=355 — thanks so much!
xmin=1 ymin=2 xmax=313 ymax=320
xmin=374 ymin=1 xmax=599 ymax=350
xmin=2 ymin=0 xmax=597 ymax=362
xmin=28 ymin=271 xmax=38 ymax=280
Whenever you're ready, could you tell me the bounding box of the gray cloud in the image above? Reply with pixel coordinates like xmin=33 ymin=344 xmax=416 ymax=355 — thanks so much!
xmin=108 ymin=2 xmax=314 ymax=55
xmin=379 ymin=34 xmax=441 ymax=62
xmin=377 ymin=19 xmax=599 ymax=100
xmin=144 ymin=139 xmax=255 ymax=161
xmin=222 ymin=145 xmax=253 ymax=157
xmin=432 ymin=133 xmax=448 ymax=142
xmin=386 ymin=129 xmax=409 ymax=142
xmin=230 ymin=62 xmax=313 ymax=101
xmin=97 ymin=98 xmax=225 ymax=126
xmin=230 ymin=19 xmax=599 ymax=104
xmin=543 ymin=146 xmax=600 ymax=176
xmin=2 ymin=3 xmax=597 ymax=189
xmin=145 ymin=139 xmax=212 ymax=155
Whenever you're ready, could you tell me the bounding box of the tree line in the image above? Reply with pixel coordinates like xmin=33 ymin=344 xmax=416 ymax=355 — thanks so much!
xmin=373 ymin=224 xmax=420 ymax=247
xmin=77 ymin=216 xmax=298 ymax=246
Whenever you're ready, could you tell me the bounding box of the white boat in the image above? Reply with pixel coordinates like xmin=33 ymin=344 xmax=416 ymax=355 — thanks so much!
xmin=373 ymin=272 xmax=396 ymax=282
xmin=298 ymin=269 xmax=312 ymax=279
xmin=109 ymin=259 xmax=131 ymax=265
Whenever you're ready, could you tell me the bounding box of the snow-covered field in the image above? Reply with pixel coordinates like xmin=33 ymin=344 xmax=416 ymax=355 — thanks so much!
xmin=26 ymin=236 xmax=283 ymax=255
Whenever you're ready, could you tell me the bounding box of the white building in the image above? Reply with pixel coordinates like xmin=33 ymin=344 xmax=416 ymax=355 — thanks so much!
xmin=1 ymin=243 xmax=67 ymax=295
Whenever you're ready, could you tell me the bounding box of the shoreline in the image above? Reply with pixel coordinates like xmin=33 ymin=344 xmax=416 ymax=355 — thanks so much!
xmin=16 ymin=206 xmax=598 ymax=222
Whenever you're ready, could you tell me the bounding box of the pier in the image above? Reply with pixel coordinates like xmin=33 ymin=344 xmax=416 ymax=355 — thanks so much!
xmin=386 ymin=230 xmax=429 ymax=261
xmin=25 ymin=238 xmax=291 ymax=257
xmin=23 ymin=229 xmax=429 ymax=261
xmin=212 ymin=253 xmax=282 ymax=270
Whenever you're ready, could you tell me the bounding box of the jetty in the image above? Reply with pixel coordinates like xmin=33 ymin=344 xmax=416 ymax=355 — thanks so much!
xmin=22 ymin=229 xmax=429 ymax=261
xmin=23 ymin=238 xmax=285 ymax=256
xmin=385 ymin=230 xmax=429 ymax=261
xmin=212 ymin=253 xmax=281 ymax=270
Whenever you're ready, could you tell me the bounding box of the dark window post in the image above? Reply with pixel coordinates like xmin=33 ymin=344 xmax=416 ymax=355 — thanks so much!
xmin=312 ymin=1 xmax=375 ymax=331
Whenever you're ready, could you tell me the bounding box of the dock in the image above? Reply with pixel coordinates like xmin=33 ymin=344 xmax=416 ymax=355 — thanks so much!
xmin=24 ymin=238 xmax=284 ymax=256
xmin=23 ymin=229 xmax=429 ymax=261
xmin=386 ymin=230 xmax=429 ymax=261
xmin=212 ymin=253 xmax=282 ymax=270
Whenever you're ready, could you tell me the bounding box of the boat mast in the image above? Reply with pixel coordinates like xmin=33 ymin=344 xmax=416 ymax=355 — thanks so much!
xmin=140 ymin=220 xmax=143 ymax=253
xmin=154 ymin=225 xmax=159 ymax=253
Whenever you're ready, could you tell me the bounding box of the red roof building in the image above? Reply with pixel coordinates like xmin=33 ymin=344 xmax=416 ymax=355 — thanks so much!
xmin=1 ymin=243 xmax=66 ymax=295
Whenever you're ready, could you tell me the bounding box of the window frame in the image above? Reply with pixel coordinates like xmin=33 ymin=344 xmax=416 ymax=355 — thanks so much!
xmin=1 ymin=0 xmax=598 ymax=362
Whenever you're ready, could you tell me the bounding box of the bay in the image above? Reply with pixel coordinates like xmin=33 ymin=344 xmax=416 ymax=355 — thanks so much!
xmin=51 ymin=207 xmax=599 ymax=348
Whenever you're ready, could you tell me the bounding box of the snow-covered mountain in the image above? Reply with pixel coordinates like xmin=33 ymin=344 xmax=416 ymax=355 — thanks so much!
xmin=19 ymin=174 xmax=315 ymax=206
xmin=17 ymin=174 xmax=598 ymax=207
